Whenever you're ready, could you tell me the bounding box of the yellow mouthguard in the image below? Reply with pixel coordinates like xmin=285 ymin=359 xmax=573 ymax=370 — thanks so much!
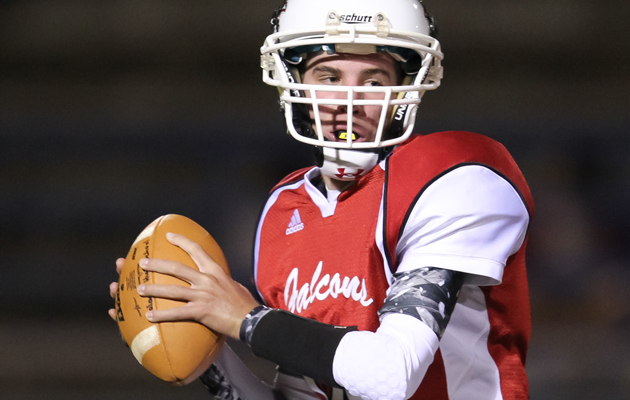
xmin=338 ymin=131 xmax=357 ymax=140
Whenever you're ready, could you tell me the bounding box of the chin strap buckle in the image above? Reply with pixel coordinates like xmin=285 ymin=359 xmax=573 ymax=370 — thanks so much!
xmin=374 ymin=12 xmax=390 ymax=38
xmin=260 ymin=54 xmax=274 ymax=71
xmin=326 ymin=11 xmax=341 ymax=35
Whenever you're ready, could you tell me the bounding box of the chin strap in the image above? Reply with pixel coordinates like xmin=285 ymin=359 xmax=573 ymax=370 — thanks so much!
xmin=314 ymin=146 xmax=392 ymax=181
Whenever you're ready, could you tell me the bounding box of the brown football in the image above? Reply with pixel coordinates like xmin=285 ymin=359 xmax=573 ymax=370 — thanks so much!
xmin=115 ymin=214 xmax=228 ymax=384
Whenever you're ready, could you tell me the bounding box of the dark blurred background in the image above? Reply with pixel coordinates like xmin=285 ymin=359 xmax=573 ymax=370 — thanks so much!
xmin=1 ymin=0 xmax=628 ymax=399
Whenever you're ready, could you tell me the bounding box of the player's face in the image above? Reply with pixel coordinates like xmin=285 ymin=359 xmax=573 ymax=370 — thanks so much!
xmin=302 ymin=52 xmax=400 ymax=143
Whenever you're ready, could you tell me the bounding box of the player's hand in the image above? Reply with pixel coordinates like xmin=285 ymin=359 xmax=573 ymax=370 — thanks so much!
xmin=136 ymin=233 xmax=259 ymax=340
xmin=107 ymin=258 xmax=125 ymax=321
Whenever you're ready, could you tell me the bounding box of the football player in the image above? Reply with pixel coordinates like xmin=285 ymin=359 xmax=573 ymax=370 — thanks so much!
xmin=110 ymin=1 xmax=534 ymax=399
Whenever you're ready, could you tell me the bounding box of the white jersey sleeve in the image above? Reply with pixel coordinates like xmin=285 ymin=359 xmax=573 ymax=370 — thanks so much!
xmin=395 ymin=164 xmax=529 ymax=285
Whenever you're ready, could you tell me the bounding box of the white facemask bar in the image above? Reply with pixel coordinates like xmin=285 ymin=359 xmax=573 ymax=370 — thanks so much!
xmin=308 ymin=86 xmax=393 ymax=147
xmin=295 ymin=85 xmax=401 ymax=149
xmin=262 ymin=23 xmax=443 ymax=59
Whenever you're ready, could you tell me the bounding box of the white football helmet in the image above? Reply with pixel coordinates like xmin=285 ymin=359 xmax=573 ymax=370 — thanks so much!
xmin=261 ymin=0 xmax=443 ymax=180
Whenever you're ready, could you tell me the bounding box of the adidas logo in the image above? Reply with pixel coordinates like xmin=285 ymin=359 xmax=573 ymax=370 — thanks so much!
xmin=286 ymin=209 xmax=305 ymax=235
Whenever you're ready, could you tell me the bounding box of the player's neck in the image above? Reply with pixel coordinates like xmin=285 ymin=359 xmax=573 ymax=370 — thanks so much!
xmin=322 ymin=175 xmax=357 ymax=193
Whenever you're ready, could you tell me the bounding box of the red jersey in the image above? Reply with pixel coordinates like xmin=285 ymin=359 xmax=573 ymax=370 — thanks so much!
xmin=254 ymin=132 xmax=534 ymax=400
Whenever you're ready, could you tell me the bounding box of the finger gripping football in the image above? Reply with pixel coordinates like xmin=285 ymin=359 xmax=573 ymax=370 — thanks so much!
xmin=115 ymin=214 xmax=229 ymax=385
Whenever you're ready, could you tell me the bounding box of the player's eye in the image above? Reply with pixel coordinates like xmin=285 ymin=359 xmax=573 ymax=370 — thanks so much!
xmin=366 ymin=80 xmax=383 ymax=86
xmin=320 ymin=75 xmax=341 ymax=84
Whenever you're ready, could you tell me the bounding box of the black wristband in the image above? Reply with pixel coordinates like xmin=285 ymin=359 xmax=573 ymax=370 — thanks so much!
xmin=249 ymin=309 xmax=357 ymax=387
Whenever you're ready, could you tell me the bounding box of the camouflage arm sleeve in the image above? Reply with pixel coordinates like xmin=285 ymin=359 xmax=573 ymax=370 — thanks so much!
xmin=200 ymin=342 xmax=281 ymax=400
xmin=378 ymin=267 xmax=464 ymax=339
xmin=200 ymin=364 xmax=243 ymax=400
